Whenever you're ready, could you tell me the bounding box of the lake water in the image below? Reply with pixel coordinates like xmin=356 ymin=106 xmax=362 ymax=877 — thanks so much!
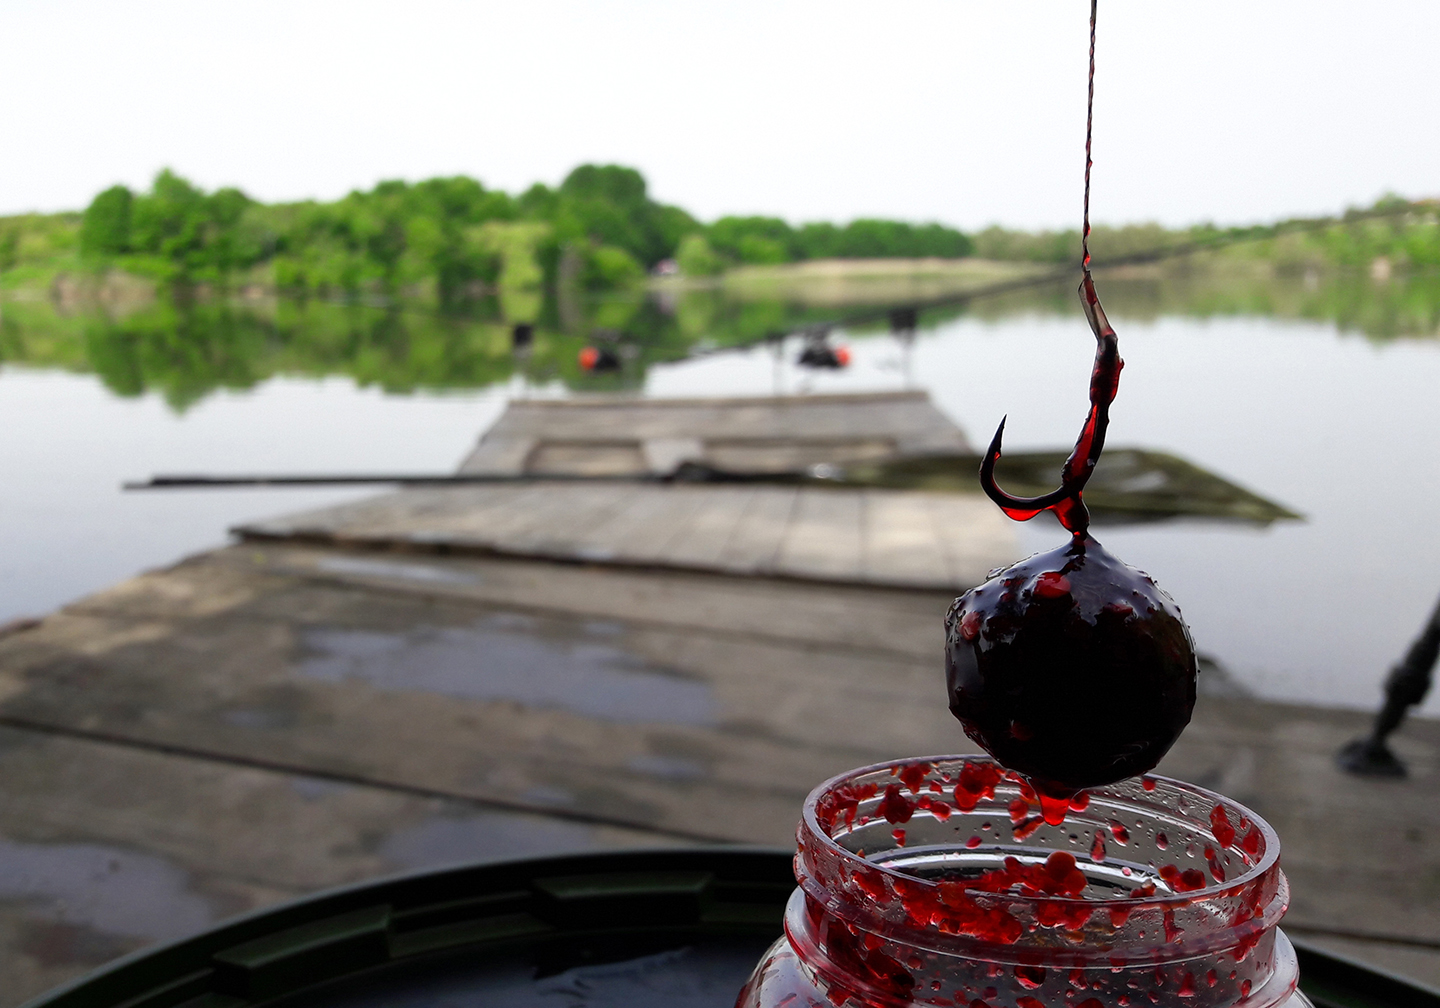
xmin=2 ymin=279 xmax=1439 ymax=717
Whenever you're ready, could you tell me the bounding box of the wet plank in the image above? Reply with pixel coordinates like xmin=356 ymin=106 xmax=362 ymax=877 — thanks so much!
xmin=3 ymin=544 xmax=1439 ymax=996
xmin=0 ymin=725 xmax=675 ymax=1008
xmin=0 ymin=549 xmax=963 ymax=846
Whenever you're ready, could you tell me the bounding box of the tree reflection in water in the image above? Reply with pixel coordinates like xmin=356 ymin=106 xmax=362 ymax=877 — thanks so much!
xmin=0 ymin=266 xmax=1436 ymax=411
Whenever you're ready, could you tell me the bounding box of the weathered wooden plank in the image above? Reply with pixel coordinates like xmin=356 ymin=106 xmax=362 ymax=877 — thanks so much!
xmin=457 ymin=436 xmax=535 ymax=475
xmin=642 ymin=437 xmax=705 ymax=473
xmin=0 ymin=561 xmax=961 ymax=847
xmin=363 ymin=486 xmax=553 ymax=545
xmin=239 ymin=483 xmax=1020 ymax=592
xmin=494 ymin=483 xmax=642 ymax=554
xmin=657 ymin=485 xmax=757 ymax=569
xmin=704 ymin=437 xmax=897 ymax=472
xmin=455 ymin=485 xmax=595 ymax=549
xmin=455 ymin=392 xmax=972 ymax=474
xmin=547 ymin=486 xmax=684 ymax=564
xmin=73 ymin=543 xmax=954 ymax=660
xmin=716 ymin=487 xmax=800 ymax=575
xmin=381 ymin=485 xmax=559 ymax=549
xmin=926 ymin=494 xmax=1020 ymax=588
xmin=861 ymin=489 xmax=952 ymax=587
xmin=5 ymin=544 xmax=1440 ymax=995
xmin=597 ymin=487 xmax=716 ymax=564
xmin=0 ymin=724 xmax=676 ymax=1008
xmin=412 ymin=484 xmax=558 ymax=537
xmin=526 ymin=441 xmax=648 ymax=476
xmin=242 ymin=485 xmax=546 ymax=544
xmin=779 ymin=489 xmax=866 ymax=580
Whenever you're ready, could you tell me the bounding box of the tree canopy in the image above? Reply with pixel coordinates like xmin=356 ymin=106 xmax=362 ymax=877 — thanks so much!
xmin=71 ymin=165 xmax=977 ymax=297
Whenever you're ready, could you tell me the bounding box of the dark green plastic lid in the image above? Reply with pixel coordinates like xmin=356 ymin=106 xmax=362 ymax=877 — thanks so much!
xmin=17 ymin=848 xmax=1438 ymax=1008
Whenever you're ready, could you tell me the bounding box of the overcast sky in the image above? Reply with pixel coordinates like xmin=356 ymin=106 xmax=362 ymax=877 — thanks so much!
xmin=3 ymin=0 xmax=1437 ymax=230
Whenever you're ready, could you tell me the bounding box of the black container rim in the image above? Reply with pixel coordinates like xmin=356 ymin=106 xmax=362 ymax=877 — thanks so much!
xmin=17 ymin=845 xmax=793 ymax=1008
xmin=15 ymin=845 xmax=1439 ymax=1008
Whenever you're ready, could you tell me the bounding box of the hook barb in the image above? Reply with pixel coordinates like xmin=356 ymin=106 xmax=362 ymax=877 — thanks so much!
xmin=979 ymin=416 xmax=1077 ymax=523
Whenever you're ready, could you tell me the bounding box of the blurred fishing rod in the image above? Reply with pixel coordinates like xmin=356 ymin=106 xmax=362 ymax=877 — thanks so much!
xmin=123 ymin=462 xmax=819 ymax=490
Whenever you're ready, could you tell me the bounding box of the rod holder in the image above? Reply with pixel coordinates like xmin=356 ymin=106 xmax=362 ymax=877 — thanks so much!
xmin=1337 ymin=590 xmax=1440 ymax=777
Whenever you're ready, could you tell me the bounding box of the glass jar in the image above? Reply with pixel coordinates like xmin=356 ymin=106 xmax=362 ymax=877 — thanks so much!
xmin=737 ymin=756 xmax=1310 ymax=1008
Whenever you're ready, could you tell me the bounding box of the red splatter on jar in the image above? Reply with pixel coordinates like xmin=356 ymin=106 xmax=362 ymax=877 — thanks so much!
xmin=737 ymin=756 xmax=1310 ymax=1008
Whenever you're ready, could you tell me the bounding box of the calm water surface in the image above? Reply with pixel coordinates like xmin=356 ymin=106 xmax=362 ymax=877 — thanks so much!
xmin=2 ymin=300 xmax=1438 ymax=716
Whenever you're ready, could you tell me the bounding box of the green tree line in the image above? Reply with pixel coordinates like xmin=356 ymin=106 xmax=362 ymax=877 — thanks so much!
xmin=2 ymin=170 xmax=1436 ymax=312
xmin=58 ymin=165 xmax=978 ymax=301
xmin=71 ymin=166 xmax=687 ymax=305
xmin=675 ymin=216 xmax=974 ymax=274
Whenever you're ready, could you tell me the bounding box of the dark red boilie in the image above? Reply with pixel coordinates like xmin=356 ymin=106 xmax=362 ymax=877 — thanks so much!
xmin=945 ymin=534 xmax=1196 ymax=796
xmin=945 ymin=274 xmax=1197 ymax=798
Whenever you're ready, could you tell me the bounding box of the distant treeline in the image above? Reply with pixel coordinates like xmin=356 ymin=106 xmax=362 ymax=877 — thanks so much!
xmin=70 ymin=166 xmax=692 ymax=304
xmin=1 ymin=166 xmax=1436 ymax=311
xmin=0 ymin=165 xmax=975 ymax=307
xmin=970 ymin=197 xmax=1440 ymax=273
xmin=677 ymin=217 xmax=972 ymax=274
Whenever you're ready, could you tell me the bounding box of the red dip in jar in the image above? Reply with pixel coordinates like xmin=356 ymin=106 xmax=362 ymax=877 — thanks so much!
xmin=736 ymin=756 xmax=1309 ymax=1008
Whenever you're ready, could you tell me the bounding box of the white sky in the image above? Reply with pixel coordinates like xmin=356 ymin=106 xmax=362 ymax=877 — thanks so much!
xmin=3 ymin=0 xmax=1437 ymax=230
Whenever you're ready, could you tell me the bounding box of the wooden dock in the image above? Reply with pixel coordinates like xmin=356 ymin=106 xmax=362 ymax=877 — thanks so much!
xmin=236 ymin=391 xmax=1016 ymax=591
xmin=0 ymin=392 xmax=1435 ymax=1003
xmin=0 ymin=543 xmax=1435 ymax=1003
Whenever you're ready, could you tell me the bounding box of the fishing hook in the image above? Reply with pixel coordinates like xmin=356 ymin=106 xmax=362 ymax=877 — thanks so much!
xmin=979 ymin=271 xmax=1123 ymax=536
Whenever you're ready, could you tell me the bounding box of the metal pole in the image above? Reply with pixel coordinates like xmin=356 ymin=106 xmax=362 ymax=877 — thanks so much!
xmin=1337 ymin=587 xmax=1440 ymax=776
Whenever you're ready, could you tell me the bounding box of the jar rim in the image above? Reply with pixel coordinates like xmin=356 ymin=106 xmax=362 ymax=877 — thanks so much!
xmin=801 ymin=754 xmax=1282 ymax=909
